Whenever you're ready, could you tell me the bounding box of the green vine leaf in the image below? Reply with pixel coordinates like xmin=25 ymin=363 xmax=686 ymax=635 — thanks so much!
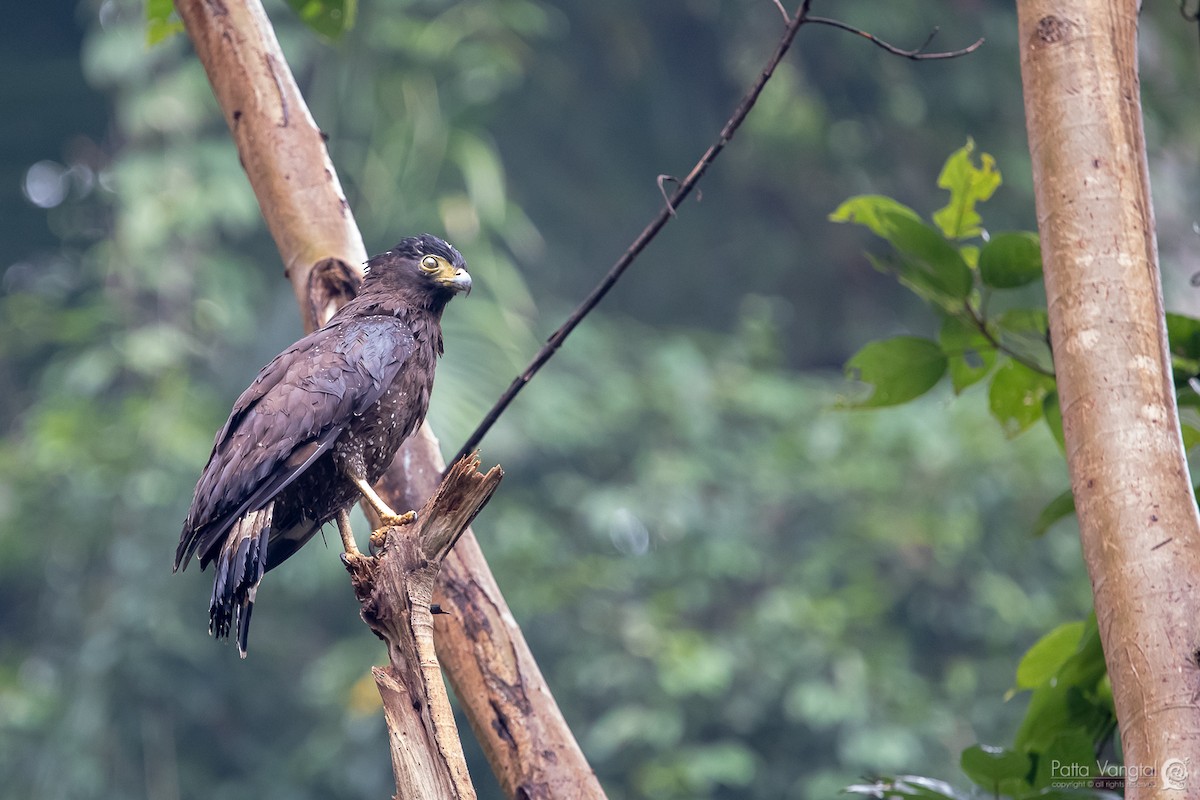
xmin=993 ymin=308 xmax=1054 ymax=373
xmin=1166 ymin=312 xmax=1200 ymax=386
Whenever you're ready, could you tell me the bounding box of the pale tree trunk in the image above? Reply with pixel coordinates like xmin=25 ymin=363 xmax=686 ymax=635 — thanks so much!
xmin=1017 ymin=1 xmax=1200 ymax=793
xmin=174 ymin=0 xmax=606 ymax=797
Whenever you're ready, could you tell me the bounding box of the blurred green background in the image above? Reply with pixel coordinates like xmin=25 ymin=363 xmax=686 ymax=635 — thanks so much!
xmin=2 ymin=1 xmax=1198 ymax=798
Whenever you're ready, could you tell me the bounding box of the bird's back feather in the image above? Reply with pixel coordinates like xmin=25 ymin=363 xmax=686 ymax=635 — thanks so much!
xmin=176 ymin=315 xmax=417 ymax=572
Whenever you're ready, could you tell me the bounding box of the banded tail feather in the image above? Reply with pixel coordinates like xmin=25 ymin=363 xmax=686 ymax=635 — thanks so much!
xmin=208 ymin=504 xmax=272 ymax=658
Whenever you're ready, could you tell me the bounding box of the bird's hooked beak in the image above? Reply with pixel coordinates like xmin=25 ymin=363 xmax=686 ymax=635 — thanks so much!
xmin=440 ymin=266 xmax=472 ymax=296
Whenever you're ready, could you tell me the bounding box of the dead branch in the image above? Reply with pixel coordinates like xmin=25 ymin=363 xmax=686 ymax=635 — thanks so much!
xmin=381 ymin=429 xmax=606 ymax=800
xmin=344 ymin=454 xmax=503 ymax=800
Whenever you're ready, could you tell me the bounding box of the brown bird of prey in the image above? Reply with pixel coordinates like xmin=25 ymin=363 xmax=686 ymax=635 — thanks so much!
xmin=175 ymin=234 xmax=471 ymax=657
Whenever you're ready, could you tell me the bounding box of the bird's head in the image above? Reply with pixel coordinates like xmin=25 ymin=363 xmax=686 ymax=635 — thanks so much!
xmin=362 ymin=234 xmax=472 ymax=310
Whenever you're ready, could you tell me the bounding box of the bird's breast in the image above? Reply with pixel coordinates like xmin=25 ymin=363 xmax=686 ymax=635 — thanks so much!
xmin=339 ymin=349 xmax=435 ymax=483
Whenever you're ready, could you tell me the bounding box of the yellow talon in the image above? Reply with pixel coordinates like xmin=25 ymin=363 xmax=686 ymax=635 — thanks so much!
xmin=369 ymin=527 xmax=388 ymax=551
xmin=381 ymin=509 xmax=416 ymax=528
xmin=369 ymin=510 xmax=415 ymax=552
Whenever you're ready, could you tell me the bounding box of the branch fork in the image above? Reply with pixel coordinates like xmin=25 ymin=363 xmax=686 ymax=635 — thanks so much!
xmin=343 ymin=453 xmax=504 ymax=800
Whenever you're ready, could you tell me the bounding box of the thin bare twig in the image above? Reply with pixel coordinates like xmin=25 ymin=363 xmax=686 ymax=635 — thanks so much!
xmin=451 ymin=0 xmax=982 ymax=464
xmin=450 ymin=1 xmax=814 ymax=465
xmin=806 ymin=17 xmax=984 ymax=60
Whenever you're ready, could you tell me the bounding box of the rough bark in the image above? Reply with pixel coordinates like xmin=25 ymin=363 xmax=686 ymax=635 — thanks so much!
xmin=379 ymin=428 xmax=605 ymax=800
xmin=344 ymin=455 xmax=503 ymax=800
xmin=1016 ymin=2 xmax=1200 ymax=792
xmin=173 ymin=0 xmax=364 ymax=329
xmin=175 ymin=0 xmax=605 ymax=796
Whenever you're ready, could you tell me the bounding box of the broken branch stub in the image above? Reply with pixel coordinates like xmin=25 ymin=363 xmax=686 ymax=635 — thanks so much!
xmin=344 ymin=454 xmax=503 ymax=800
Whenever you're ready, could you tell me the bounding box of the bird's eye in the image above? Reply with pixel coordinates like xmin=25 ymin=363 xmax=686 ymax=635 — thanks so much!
xmin=420 ymin=256 xmax=440 ymax=273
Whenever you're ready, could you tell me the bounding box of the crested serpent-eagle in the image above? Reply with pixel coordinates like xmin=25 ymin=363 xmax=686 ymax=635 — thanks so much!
xmin=175 ymin=234 xmax=471 ymax=657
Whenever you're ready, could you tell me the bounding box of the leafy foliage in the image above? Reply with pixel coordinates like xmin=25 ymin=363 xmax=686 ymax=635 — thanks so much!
xmin=832 ymin=143 xmax=1180 ymax=800
xmin=831 ymin=141 xmax=1053 ymax=421
xmin=831 ymin=197 xmax=972 ymax=311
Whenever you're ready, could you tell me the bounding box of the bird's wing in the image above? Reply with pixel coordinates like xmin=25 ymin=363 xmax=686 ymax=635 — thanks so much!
xmin=176 ymin=316 xmax=416 ymax=570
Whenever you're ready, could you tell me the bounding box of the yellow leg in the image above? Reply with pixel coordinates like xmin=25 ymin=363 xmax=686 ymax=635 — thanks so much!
xmin=337 ymin=508 xmax=361 ymax=557
xmin=348 ymin=475 xmax=416 ymax=528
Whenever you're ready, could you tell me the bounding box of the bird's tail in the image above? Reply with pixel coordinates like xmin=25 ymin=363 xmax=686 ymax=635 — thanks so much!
xmin=209 ymin=504 xmax=272 ymax=658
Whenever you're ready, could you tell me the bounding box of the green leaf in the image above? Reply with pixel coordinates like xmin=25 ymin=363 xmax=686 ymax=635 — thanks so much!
xmin=842 ymin=337 xmax=947 ymax=408
xmin=829 ymin=195 xmax=922 ymax=238
xmin=884 ymin=216 xmax=974 ymax=305
xmin=1032 ymin=489 xmax=1076 ymax=538
xmin=1015 ymin=617 xmax=1112 ymax=757
xmin=939 ymin=315 xmax=996 ymax=393
xmin=146 ymin=0 xmax=185 ymax=45
xmin=932 ymin=138 xmax=1002 ymax=240
xmin=285 ymin=0 xmax=357 ymax=39
xmin=1016 ymin=621 xmax=1086 ymax=690
xmin=980 ymin=232 xmax=1043 ymax=289
xmin=988 ymin=360 xmax=1055 ymax=436
xmin=1043 ymin=391 xmax=1065 ymax=451
xmin=960 ymin=744 xmax=1032 ymax=792
xmin=832 ymin=195 xmax=973 ymax=309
